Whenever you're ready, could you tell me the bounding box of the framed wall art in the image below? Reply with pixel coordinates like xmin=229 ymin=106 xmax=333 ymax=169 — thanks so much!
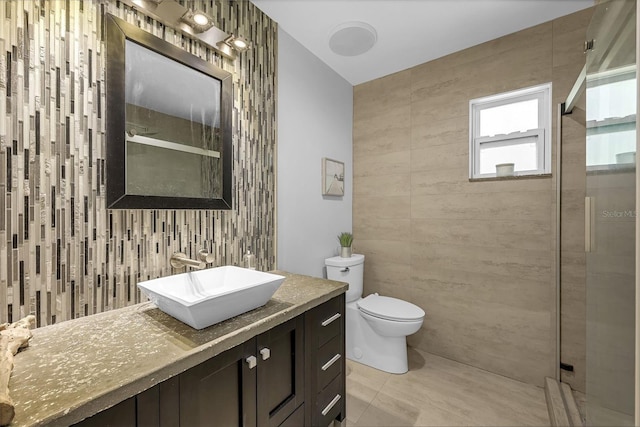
xmin=322 ymin=158 xmax=345 ymax=196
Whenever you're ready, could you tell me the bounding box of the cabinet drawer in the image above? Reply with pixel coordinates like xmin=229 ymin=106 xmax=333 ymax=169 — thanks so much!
xmin=316 ymin=297 xmax=343 ymax=347
xmin=317 ymin=335 xmax=342 ymax=391
xmin=314 ymin=375 xmax=344 ymax=427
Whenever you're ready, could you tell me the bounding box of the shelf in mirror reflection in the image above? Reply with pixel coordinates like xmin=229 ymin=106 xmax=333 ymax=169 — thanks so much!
xmin=127 ymin=134 xmax=221 ymax=158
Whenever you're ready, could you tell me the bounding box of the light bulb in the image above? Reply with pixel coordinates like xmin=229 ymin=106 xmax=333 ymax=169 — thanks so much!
xmin=232 ymin=39 xmax=247 ymax=49
xmin=193 ymin=13 xmax=209 ymax=26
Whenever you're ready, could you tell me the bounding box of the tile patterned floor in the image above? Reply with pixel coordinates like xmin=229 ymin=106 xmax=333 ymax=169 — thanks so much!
xmin=345 ymin=348 xmax=550 ymax=426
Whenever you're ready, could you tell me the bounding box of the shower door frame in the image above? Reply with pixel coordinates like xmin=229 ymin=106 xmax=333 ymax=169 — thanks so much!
xmin=635 ymin=1 xmax=640 ymax=423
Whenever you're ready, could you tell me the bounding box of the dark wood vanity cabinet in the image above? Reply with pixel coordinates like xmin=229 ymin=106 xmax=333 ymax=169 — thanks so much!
xmin=257 ymin=317 xmax=305 ymax=426
xmin=305 ymin=294 xmax=346 ymax=426
xmin=179 ymin=339 xmax=258 ymax=426
xmin=71 ymin=397 xmax=137 ymax=427
xmin=74 ymin=296 xmax=344 ymax=427
xmin=176 ymin=316 xmax=305 ymax=427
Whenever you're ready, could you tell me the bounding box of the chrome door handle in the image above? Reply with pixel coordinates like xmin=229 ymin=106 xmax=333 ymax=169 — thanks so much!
xmin=246 ymin=355 xmax=257 ymax=369
xmin=260 ymin=347 xmax=271 ymax=360
xmin=321 ymin=313 xmax=341 ymax=327
xmin=321 ymin=354 xmax=341 ymax=371
xmin=321 ymin=394 xmax=341 ymax=416
xmin=585 ymin=197 xmax=594 ymax=252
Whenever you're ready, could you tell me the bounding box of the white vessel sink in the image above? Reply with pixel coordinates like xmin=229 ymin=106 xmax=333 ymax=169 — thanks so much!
xmin=137 ymin=266 xmax=286 ymax=329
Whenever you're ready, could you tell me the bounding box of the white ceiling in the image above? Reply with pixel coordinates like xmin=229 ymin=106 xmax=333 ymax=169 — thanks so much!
xmin=251 ymin=0 xmax=594 ymax=86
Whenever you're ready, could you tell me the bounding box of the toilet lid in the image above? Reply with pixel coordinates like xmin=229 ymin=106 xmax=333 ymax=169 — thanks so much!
xmin=357 ymin=294 xmax=425 ymax=322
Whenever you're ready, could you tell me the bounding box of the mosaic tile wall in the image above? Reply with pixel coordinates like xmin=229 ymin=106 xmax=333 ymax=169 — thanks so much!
xmin=0 ymin=0 xmax=277 ymax=327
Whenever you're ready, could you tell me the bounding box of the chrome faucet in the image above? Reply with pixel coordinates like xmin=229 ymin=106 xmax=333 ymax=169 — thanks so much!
xmin=170 ymin=250 xmax=215 ymax=270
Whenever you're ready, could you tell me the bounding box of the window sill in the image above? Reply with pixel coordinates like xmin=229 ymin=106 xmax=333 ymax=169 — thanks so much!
xmin=469 ymin=173 xmax=552 ymax=182
xmin=587 ymin=164 xmax=635 ymax=175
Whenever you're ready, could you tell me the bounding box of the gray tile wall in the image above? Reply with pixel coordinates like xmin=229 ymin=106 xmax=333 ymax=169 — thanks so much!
xmin=0 ymin=0 xmax=277 ymax=327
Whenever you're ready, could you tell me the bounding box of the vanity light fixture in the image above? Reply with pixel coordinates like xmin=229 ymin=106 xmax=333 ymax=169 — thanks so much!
xmin=218 ymin=34 xmax=251 ymax=53
xmin=122 ymin=0 xmax=240 ymax=59
xmin=181 ymin=9 xmax=214 ymax=33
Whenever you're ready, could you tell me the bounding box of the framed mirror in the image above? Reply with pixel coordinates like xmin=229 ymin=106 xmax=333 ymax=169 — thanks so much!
xmin=105 ymin=14 xmax=233 ymax=209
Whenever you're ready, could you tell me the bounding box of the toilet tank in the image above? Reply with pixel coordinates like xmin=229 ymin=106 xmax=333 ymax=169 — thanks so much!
xmin=325 ymin=254 xmax=365 ymax=303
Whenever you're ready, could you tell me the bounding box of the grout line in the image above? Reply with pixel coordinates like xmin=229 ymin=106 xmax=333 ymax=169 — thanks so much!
xmin=345 ymin=361 xmax=393 ymax=425
xmin=353 ymin=387 xmax=385 ymax=426
xmin=350 ymin=400 xmax=372 ymax=426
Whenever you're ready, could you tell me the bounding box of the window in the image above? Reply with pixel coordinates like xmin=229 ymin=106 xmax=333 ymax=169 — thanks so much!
xmin=586 ymin=66 xmax=636 ymax=167
xmin=469 ymin=83 xmax=552 ymax=179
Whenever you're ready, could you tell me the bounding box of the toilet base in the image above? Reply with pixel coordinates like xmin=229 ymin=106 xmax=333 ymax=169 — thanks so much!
xmin=345 ymin=302 xmax=409 ymax=374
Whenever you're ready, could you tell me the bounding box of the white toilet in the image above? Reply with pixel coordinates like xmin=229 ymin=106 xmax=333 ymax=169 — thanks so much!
xmin=325 ymin=254 xmax=425 ymax=374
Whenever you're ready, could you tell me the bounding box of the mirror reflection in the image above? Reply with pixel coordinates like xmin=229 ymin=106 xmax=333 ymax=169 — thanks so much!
xmin=106 ymin=14 xmax=233 ymax=210
xmin=125 ymin=40 xmax=223 ymax=199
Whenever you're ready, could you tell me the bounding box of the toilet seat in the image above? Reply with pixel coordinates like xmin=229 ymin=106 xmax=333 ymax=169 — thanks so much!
xmin=357 ymin=294 xmax=425 ymax=322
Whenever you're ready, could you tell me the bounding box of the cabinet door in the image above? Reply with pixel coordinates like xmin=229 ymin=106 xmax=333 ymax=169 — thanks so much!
xmin=71 ymin=397 xmax=136 ymax=427
xmin=180 ymin=340 xmax=257 ymax=427
xmin=136 ymin=376 xmax=180 ymax=427
xmin=257 ymin=316 xmax=304 ymax=427
xmin=72 ymin=377 xmax=178 ymax=427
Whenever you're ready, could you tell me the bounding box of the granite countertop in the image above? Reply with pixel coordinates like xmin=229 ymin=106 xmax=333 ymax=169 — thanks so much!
xmin=8 ymin=272 xmax=347 ymax=427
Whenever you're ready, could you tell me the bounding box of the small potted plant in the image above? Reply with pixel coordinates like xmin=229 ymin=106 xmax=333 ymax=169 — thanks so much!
xmin=337 ymin=232 xmax=353 ymax=258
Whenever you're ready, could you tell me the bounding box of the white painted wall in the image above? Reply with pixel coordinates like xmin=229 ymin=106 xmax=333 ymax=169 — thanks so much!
xmin=277 ymin=28 xmax=353 ymax=278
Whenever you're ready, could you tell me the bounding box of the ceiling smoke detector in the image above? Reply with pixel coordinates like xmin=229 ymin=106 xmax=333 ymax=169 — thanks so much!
xmin=329 ymin=21 xmax=377 ymax=57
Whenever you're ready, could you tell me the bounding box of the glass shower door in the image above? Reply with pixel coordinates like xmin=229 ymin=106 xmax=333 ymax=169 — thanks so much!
xmin=585 ymin=0 xmax=636 ymax=425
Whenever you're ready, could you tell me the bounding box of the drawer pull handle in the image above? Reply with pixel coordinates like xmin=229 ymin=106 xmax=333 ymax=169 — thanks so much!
xmin=321 ymin=394 xmax=341 ymax=416
xmin=246 ymin=355 xmax=257 ymax=369
xmin=321 ymin=354 xmax=341 ymax=371
xmin=321 ymin=313 xmax=341 ymax=327
xmin=260 ymin=347 xmax=271 ymax=361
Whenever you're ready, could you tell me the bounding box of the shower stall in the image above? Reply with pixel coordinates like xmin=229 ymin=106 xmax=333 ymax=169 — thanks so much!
xmin=561 ymin=0 xmax=637 ymax=424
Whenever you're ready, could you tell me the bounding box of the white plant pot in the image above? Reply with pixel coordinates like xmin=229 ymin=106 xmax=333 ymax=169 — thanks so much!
xmin=496 ymin=163 xmax=515 ymax=177
xmin=616 ymin=151 xmax=635 ymax=164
